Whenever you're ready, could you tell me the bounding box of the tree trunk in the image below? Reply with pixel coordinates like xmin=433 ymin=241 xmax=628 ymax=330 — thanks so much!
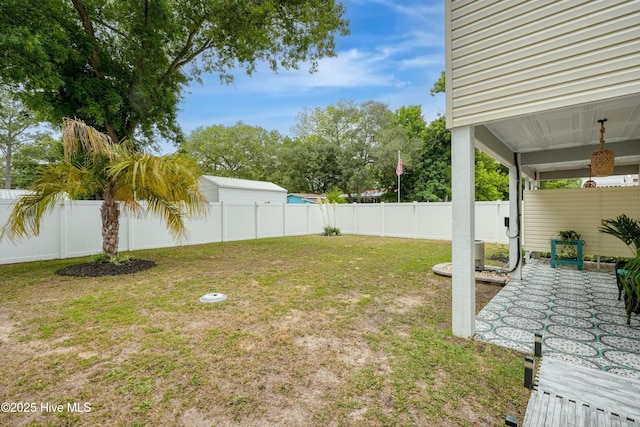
xmin=4 ymin=144 xmax=11 ymax=189
xmin=100 ymin=183 xmax=120 ymax=259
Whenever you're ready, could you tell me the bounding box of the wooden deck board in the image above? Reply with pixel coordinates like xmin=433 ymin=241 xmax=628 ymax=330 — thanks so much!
xmin=523 ymin=357 xmax=640 ymax=427
xmin=537 ymin=358 xmax=640 ymax=420
xmin=524 ymin=392 xmax=640 ymax=427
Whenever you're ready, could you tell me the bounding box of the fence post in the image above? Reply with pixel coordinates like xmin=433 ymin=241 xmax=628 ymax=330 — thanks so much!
xmin=353 ymin=203 xmax=357 ymax=234
xmin=496 ymin=201 xmax=502 ymax=244
xmin=413 ymin=201 xmax=418 ymax=238
xmin=255 ymin=202 xmax=259 ymax=239
xmin=381 ymin=202 xmax=385 ymax=236
xmin=59 ymin=201 xmax=67 ymax=259
xmin=221 ymin=201 xmax=226 ymax=242
xmin=126 ymin=208 xmax=133 ymax=251
xmin=282 ymin=202 xmax=287 ymax=237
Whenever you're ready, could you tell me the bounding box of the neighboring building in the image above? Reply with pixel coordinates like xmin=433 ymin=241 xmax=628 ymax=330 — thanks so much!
xmin=198 ymin=176 xmax=287 ymax=204
xmin=287 ymin=194 xmax=320 ymax=204
xmin=343 ymin=190 xmax=386 ymax=203
xmin=580 ymin=175 xmax=638 ymax=188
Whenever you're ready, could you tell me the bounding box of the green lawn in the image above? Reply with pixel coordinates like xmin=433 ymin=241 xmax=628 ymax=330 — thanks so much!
xmin=0 ymin=235 xmax=529 ymax=426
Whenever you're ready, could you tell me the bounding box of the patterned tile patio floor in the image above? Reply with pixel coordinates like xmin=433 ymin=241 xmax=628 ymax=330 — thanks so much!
xmin=475 ymin=259 xmax=640 ymax=380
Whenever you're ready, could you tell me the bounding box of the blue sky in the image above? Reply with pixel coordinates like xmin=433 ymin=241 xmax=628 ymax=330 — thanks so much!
xmin=169 ymin=0 xmax=445 ymax=154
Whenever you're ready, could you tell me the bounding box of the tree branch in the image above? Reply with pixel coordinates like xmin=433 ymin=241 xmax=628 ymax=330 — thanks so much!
xmin=71 ymin=0 xmax=121 ymax=143
xmin=70 ymin=0 xmax=104 ymax=79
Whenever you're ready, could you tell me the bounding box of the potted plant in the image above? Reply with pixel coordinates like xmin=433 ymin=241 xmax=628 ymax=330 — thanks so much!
xmin=599 ymin=214 xmax=640 ymax=324
xmin=556 ymin=230 xmax=583 ymax=259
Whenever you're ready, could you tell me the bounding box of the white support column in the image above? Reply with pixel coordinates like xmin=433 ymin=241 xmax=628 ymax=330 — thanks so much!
xmin=451 ymin=126 xmax=475 ymax=338
xmin=509 ymin=157 xmax=523 ymax=280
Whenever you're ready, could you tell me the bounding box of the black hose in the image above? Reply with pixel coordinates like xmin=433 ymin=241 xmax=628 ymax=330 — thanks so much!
xmin=503 ymin=152 xmax=522 ymax=274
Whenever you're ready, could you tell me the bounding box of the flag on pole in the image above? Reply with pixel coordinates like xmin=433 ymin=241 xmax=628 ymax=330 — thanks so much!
xmin=396 ymin=157 xmax=403 ymax=176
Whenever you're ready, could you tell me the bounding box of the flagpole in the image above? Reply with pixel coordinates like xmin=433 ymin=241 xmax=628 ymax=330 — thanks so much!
xmin=397 ymin=151 xmax=401 ymax=203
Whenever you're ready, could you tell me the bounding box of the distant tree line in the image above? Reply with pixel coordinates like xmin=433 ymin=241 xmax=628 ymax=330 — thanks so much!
xmin=1 ymin=92 xmax=579 ymax=201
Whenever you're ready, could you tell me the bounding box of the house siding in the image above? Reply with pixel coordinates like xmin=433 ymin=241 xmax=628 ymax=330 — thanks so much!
xmin=446 ymin=0 xmax=640 ymax=128
xmin=523 ymin=186 xmax=640 ymax=258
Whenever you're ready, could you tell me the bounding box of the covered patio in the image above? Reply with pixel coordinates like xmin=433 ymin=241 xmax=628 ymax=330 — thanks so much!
xmin=476 ymin=260 xmax=640 ymax=425
xmin=444 ymin=2 xmax=640 ymax=424
xmin=475 ymin=260 xmax=640 ymax=379
xmin=445 ymin=0 xmax=640 ymax=339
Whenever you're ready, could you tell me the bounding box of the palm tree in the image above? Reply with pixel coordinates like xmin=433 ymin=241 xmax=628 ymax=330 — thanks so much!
xmin=599 ymin=214 xmax=640 ymax=324
xmin=1 ymin=118 xmax=206 ymax=260
xmin=599 ymin=214 xmax=640 ymax=256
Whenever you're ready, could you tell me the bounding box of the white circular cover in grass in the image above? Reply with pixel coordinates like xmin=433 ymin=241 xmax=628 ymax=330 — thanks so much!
xmin=200 ymin=293 xmax=228 ymax=303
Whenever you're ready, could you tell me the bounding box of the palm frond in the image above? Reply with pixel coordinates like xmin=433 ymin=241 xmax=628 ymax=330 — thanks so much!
xmin=144 ymin=196 xmax=187 ymax=240
xmin=1 ymin=179 xmax=64 ymax=240
xmin=0 ymin=160 xmax=107 ymax=240
xmin=599 ymin=214 xmax=640 ymax=255
xmin=107 ymin=151 xmax=206 ymax=239
xmin=62 ymin=117 xmax=117 ymax=163
xmin=619 ymin=255 xmax=640 ymax=324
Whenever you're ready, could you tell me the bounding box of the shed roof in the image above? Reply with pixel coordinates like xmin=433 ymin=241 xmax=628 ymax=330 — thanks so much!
xmin=199 ymin=176 xmax=286 ymax=193
xmin=0 ymin=189 xmax=31 ymax=199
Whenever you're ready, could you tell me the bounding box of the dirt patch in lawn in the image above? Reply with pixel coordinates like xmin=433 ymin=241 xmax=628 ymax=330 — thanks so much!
xmin=0 ymin=236 xmax=529 ymax=426
xmin=56 ymin=259 xmax=156 ymax=277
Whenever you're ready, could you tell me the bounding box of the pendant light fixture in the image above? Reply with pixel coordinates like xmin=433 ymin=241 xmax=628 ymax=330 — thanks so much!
xmin=590 ymin=119 xmax=614 ymax=177
xmin=583 ymin=165 xmax=596 ymax=188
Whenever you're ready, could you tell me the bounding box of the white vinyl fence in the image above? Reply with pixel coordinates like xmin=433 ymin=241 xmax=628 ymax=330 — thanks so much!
xmin=0 ymin=200 xmax=509 ymax=265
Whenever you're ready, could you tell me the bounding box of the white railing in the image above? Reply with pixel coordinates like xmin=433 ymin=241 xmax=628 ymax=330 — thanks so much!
xmin=0 ymin=200 xmax=509 ymax=265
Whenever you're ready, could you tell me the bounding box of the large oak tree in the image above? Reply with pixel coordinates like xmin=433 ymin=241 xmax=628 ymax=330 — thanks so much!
xmin=0 ymin=0 xmax=349 ymax=148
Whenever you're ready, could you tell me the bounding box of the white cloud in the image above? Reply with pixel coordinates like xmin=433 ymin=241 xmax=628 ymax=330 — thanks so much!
xmin=399 ymin=54 xmax=443 ymax=69
xmin=184 ymin=0 xmax=444 ymax=97
xmin=186 ymin=46 xmax=404 ymax=97
xmin=273 ymin=48 xmax=401 ymax=89
xmin=173 ymin=0 xmax=447 ymax=151
xmin=363 ymin=0 xmax=443 ymax=22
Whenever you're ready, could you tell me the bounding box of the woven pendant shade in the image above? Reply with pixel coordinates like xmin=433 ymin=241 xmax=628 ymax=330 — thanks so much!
xmin=590 ymin=119 xmax=614 ymax=177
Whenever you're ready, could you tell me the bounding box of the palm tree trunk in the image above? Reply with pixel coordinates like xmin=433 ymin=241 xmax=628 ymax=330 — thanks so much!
xmin=100 ymin=183 xmax=120 ymax=259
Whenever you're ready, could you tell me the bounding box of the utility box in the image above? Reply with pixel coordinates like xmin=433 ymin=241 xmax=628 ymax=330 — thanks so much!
xmin=475 ymin=240 xmax=485 ymax=271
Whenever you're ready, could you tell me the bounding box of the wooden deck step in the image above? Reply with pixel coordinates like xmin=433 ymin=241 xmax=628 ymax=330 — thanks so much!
xmin=523 ymin=357 xmax=640 ymax=426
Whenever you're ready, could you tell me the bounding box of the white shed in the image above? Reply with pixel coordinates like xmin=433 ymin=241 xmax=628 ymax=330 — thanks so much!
xmin=198 ymin=175 xmax=287 ymax=204
xmin=0 ymin=189 xmax=31 ymax=199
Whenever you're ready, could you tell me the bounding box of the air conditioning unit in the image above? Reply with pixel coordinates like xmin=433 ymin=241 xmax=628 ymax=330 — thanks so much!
xmin=475 ymin=240 xmax=485 ymax=271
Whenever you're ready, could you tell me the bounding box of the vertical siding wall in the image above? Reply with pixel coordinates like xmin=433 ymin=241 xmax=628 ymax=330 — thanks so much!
xmin=0 ymin=201 xmax=510 ymax=265
xmin=445 ymin=0 xmax=640 ymax=127
xmin=524 ymin=186 xmax=640 ymax=257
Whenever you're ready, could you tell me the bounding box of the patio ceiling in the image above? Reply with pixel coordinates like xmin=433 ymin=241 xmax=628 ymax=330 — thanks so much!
xmin=473 ymin=93 xmax=640 ymax=181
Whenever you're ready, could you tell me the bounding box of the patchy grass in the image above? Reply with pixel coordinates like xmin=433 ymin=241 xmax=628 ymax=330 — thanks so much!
xmin=0 ymin=235 xmax=528 ymax=426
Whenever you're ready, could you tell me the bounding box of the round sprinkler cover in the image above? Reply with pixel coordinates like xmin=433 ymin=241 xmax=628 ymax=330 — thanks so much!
xmin=199 ymin=293 xmax=228 ymax=303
